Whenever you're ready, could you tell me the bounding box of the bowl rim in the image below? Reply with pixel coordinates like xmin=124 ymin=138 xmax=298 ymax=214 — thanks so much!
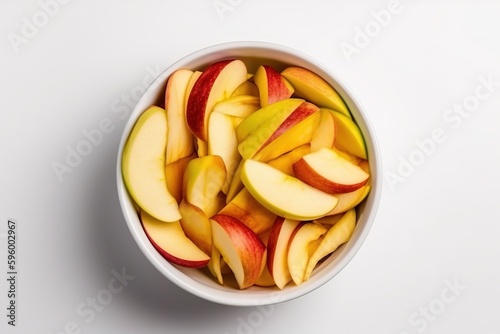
xmin=116 ymin=41 xmax=382 ymax=306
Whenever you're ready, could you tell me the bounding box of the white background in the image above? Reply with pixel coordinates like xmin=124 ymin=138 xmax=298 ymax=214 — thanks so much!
xmin=1 ymin=0 xmax=500 ymax=333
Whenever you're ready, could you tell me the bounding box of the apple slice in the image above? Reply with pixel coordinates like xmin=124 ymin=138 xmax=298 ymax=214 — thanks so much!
xmin=196 ymin=138 xmax=208 ymax=158
xmin=266 ymin=217 xmax=302 ymax=289
xmin=325 ymin=185 xmax=371 ymax=216
xmin=267 ymin=144 xmax=311 ymax=176
xmin=208 ymin=112 xmax=243 ymax=194
xmin=241 ymin=159 xmax=339 ymax=220
xmin=238 ymin=101 xmax=321 ymax=162
xmin=140 ymin=210 xmax=209 ymax=268
xmin=226 ymin=159 xmax=245 ymax=203
xmin=212 ymin=95 xmax=260 ymax=117
xmin=211 ymin=214 xmax=266 ymax=289
xmin=254 ymin=65 xmax=294 ymax=107
xmin=327 ymin=109 xmax=367 ymax=159
xmin=179 ymin=200 xmax=212 ymax=255
xmin=310 ymin=108 xmax=336 ymax=152
xmin=281 ymin=66 xmax=351 ymax=118
xmin=165 ymin=153 xmax=196 ymax=204
xmin=304 ymin=209 xmax=356 ymax=281
xmin=184 ymin=71 xmax=202 ymax=112
xmin=219 ymin=188 xmax=276 ymax=235
xmin=293 ymin=148 xmax=369 ymax=194
xmin=122 ymin=106 xmax=181 ymax=222
xmin=236 ymin=98 xmax=305 ymax=142
xmin=287 ymin=222 xmax=327 ymax=285
xmin=165 ymin=69 xmax=195 ymax=164
xmin=183 ymin=155 xmax=227 ymax=217
xmin=207 ymin=244 xmax=224 ymax=285
xmin=255 ymin=231 xmax=275 ymax=287
xmin=231 ymin=80 xmax=259 ymax=97
xmin=331 ymin=146 xmax=362 ymax=165
xmin=186 ymin=59 xmax=247 ymax=141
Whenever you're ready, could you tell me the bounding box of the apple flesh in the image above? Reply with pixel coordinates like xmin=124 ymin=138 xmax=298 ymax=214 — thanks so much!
xmin=165 ymin=69 xmax=195 ymax=164
xmin=288 ymin=222 xmax=327 ymax=285
xmin=211 ymin=214 xmax=266 ymax=289
xmin=310 ymin=108 xmax=335 ymax=152
xmin=236 ymin=98 xmax=304 ymax=142
xmin=212 ymin=95 xmax=260 ymax=117
xmin=266 ymin=217 xmax=302 ymax=289
xmin=255 ymin=231 xmax=275 ymax=287
xmin=325 ymin=185 xmax=371 ymax=216
xmin=293 ymin=148 xmax=369 ymax=194
xmin=254 ymin=65 xmax=294 ymax=107
xmin=238 ymin=101 xmax=321 ymax=162
xmin=207 ymin=111 xmax=242 ymax=194
xmin=207 ymin=245 xmax=224 ymax=285
xmin=165 ymin=153 xmax=196 ymax=204
xmin=231 ymin=80 xmax=259 ymax=97
xmin=267 ymin=144 xmax=311 ymax=176
xmin=183 ymin=155 xmax=227 ymax=217
xmin=327 ymin=109 xmax=367 ymax=159
xmin=122 ymin=106 xmax=181 ymax=222
xmin=219 ymin=187 xmax=276 ymax=235
xmin=140 ymin=210 xmax=209 ymax=268
xmin=186 ymin=59 xmax=247 ymax=141
xmin=241 ymin=159 xmax=339 ymax=220
xmin=304 ymin=209 xmax=356 ymax=281
xmin=179 ymin=200 xmax=212 ymax=255
xmin=281 ymin=66 xmax=351 ymax=118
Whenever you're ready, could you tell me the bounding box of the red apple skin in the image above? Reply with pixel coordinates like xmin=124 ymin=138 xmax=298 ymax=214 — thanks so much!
xmin=293 ymin=158 xmax=369 ymax=194
xmin=257 ymin=102 xmax=319 ymax=155
xmin=262 ymin=65 xmax=294 ymax=105
xmin=266 ymin=216 xmax=284 ymax=276
xmin=211 ymin=214 xmax=266 ymax=287
xmin=186 ymin=59 xmax=235 ymax=141
xmin=142 ymin=225 xmax=209 ymax=268
xmin=267 ymin=217 xmax=304 ymax=276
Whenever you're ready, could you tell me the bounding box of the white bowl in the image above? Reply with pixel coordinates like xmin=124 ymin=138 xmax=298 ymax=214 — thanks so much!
xmin=116 ymin=41 xmax=382 ymax=306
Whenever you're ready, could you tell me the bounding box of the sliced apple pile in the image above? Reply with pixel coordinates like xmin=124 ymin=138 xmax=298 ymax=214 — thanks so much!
xmin=121 ymin=59 xmax=371 ymax=290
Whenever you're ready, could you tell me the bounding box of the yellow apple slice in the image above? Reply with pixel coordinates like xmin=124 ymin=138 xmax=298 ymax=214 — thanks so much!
xmin=327 ymin=109 xmax=367 ymax=159
xmin=212 ymin=95 xmax=260 ymax=117
xmin=241 ymin=159 xmax=338 ymax=220
xmin=254 ymin=65 xmax=294 ymax=107
xmin=186 ymin=59 xmax=247 ymax=141
xmin=325 ymin=185 xmax=371 ymax=216
xmin=122 ymin=106 xmax=181 ymax=222
xmin=211 ymin=214 xmax=266 ymax=289
xmin=165 ymin=69 xmax=195 ymax=164
xmin=140 ymin=210 xmax=209 ymax=268
xmin=226 ymin=159 xmax=245 ymax=203
xmin=179 ymin=200 xmax=212 ymax=255
xmin=183 ymin=155 xmax=227 ymax=217
xmin=238 ymin=101 xmax=321 ymax=162
xmin=281 ymin=66 xmax=351 ymax=118
xmin=255 ymin=231 xmax=276 ymax=287
xmin=293 ymin=148 xmax=369 ymax=194
xmin=208 ymin=112 xmax=242 ymax=194
xmin=231 ymin=80 xmax=259 ymax=97
xmin=196 ymin=138 xmax=208 ymax=158
xmin=266 ymin=217 xmax=302 ymax=289
xmin=219 ymin=188 xmax=276 ymax=235
xmin=165 ymin=153 xmax=196 ymax=204
xmin=287 ymin=222 xmax=327 ymax=285
xmin=236 ymin=98 xmax=305 ymax=142
xmin=310 ymin=108 xmax=336 ymax=152
xmin=207 ymin=244 xmax=224 ymax=285
xmin=267 ymin=144 xmax=311 ymax=176
xmin=304 ymin=209 xmax=356 ymax=281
